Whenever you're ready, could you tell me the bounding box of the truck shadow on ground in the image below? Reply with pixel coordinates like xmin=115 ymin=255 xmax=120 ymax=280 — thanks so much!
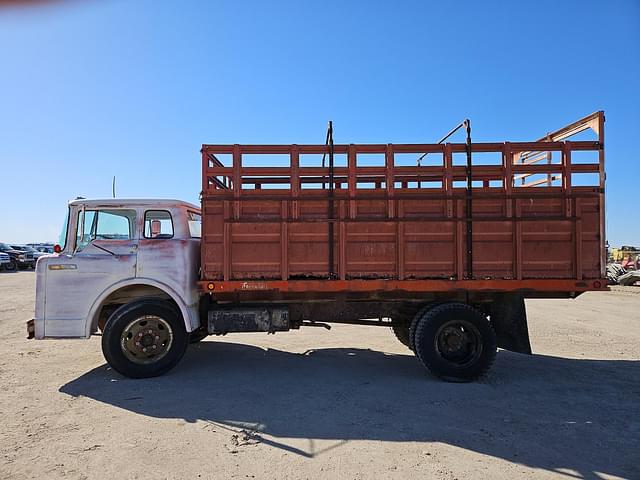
xmin=60 ymin=342 xmax=639 ymax=480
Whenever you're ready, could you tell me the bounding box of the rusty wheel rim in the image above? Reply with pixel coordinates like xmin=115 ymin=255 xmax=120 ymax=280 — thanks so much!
xmin=120 ymin=315 xmax=173 ymax=365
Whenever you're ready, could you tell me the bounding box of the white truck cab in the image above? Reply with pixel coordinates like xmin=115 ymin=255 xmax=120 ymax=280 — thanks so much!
xmin=29 ymin=197 xmax=293 ymax=379
xmin=32 ymin=199 xmax=202 ymax=346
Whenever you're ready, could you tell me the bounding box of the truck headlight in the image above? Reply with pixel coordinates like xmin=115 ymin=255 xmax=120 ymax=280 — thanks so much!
xmin=18 ymin=255 xmax=25 ymax=260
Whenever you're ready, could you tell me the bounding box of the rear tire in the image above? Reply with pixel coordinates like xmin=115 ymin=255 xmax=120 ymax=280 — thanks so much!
xmin=413 ymin=303 xmax=497 ymax=382
xmin=409 ymin=304 xmax=435 ymax=352
xmin=390 ymin=320 xmax=411 ymax=349
xmin=4 ymin=260 xmax=17 ymax=271
xmin=102 ymin=299 xmax=189 ymax=378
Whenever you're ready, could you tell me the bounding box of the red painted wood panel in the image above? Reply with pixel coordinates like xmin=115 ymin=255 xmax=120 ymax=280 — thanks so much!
xmin=200 ymin=113 xmax=606 ymax=290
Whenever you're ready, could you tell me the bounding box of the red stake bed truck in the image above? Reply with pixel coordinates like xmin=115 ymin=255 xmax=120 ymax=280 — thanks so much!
xmin=29 ymin=112 xmax=607 ymax=382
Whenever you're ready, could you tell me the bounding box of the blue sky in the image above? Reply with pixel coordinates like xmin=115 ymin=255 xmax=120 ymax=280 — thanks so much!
xmin=0 ymin=0 xmax=638 ymax=246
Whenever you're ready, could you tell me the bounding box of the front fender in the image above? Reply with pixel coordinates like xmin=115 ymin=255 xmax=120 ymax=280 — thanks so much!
xmin=84 ymin=278 xmax=199 ymax=338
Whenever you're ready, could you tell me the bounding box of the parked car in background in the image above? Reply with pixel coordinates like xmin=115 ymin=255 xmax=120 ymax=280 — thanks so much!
xmin=13 ymin=245 xmax=47 ymax=263
xmin=0 ymin=252 xmax=10 ymax=271
xmin=6 ymin=245 xmax=36 ymax=269
xmin=27 ymin=243 xmax=55 ymax=254
xmin=0 ymin=243 xmax=30 ymax=271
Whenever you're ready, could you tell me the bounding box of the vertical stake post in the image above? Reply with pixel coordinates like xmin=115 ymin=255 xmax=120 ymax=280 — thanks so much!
xmin=327 ymin=121 xmax=335 ymax=278
xmin=464 ymin=119 xmax=473 ymax=279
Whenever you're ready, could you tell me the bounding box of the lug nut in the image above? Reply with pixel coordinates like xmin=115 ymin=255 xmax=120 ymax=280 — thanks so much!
xmin=152 ymin=345 xmax=157 ymax=349
xmin=155 ymin=336 xmax=160 ymax=340
xmin=142 ymin=347 xmax=147 ymax=352
xmin=135 ymin=341 xmax=141 ymax=346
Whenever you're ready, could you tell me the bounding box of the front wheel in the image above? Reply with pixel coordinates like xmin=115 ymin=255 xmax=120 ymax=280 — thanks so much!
xmin=4 ymin=260 xmax=17 ymax=271
xmin=413 ymin=303 xmax=497 ymax=382
xmin=102 ymin=299 xmax=189 ymax=378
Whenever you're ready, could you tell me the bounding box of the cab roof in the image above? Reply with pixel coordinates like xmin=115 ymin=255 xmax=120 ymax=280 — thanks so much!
xmin=68 ymin=198 xmax=200 ymax=211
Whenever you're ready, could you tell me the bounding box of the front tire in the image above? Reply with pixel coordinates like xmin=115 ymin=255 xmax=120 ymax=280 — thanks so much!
xmin=413 ymin=303 xmax=497 ymax=382
xmin=102 ymin=299 xmax=189 ymax=378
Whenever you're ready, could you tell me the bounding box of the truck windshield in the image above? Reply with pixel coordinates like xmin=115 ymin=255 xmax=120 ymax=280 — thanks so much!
xmin=58 ymin=209 xmax=69 ymax=250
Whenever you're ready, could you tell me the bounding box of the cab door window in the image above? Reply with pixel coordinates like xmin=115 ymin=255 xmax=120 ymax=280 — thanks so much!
xmin=76 ymin=209 xmax=136 ymax=251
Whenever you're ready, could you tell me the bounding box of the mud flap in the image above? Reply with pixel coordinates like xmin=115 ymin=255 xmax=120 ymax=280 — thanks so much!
xmin=489 ymin=293 xmax=532 ymax=354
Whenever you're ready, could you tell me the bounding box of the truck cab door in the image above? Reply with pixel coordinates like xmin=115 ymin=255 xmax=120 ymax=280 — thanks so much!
xmin=135 ymin=208 xmax=201 ymax=330
xmin=43 ymin=208 xmax=138 ymax=337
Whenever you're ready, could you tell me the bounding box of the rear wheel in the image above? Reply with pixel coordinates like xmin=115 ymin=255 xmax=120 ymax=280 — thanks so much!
xmin=409 ymin=304 xmax=435 ymax=352
xmin=413 ymin=303 xmax=496 ymax=382
xmin=102 ymin=299 xmax=189 ymax=378
xmin=4 ymin=260 xmax=17 ymax=271
xmin=390 ymin=319 xmax=411 ymax=349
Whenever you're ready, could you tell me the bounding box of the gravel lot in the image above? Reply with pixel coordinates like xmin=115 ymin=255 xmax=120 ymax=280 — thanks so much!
xmin=1 ymin=271 xmax=639 ymax=480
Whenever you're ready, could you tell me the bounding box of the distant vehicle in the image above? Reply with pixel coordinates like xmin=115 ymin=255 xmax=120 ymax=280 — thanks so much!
xmin=27 ymin=243 xmax=55 ymax=254
xmin=0 ymin=243 xmax=30 ymax=271
xmin=13 ymin=245 xmax=47 ymax=262
xmin=6 ymin=245 xmax=36 ymax=269
xmin=0 ymin=252 xmax=10 ymax=270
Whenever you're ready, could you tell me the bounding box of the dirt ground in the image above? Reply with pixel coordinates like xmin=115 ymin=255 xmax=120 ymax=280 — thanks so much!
xmin=0 ymin=271 xmax=639 ymax=480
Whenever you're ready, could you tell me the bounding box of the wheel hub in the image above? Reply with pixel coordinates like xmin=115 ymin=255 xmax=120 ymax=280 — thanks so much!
xmin=441 ymin=327 xmax=465 ymax=352
xmin=121 ymin=315 xmax=173 ymax=364
xmin=435 ymin=320 xmax=482 ymax=366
